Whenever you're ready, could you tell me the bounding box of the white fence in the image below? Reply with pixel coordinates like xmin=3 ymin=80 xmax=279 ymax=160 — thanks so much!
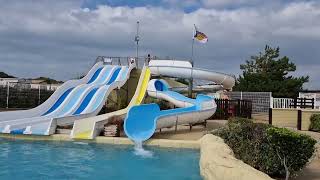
xmin=272 ymin=98 xmax=294 ymax=109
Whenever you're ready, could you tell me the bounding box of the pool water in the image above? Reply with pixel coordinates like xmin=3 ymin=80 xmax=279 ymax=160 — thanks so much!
xmin=0 ymin=139 xmax=201 ymax=180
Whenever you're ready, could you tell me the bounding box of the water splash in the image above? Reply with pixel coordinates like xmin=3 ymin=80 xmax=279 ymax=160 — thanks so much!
xmin=73 ymin=142 xmax=88 ymax=145
xmin=133 ymin=141 xmax=153 ymax=158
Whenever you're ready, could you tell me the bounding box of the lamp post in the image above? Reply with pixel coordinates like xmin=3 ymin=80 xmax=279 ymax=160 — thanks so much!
xmin=134 ymin=21 xmax=140 ymax=62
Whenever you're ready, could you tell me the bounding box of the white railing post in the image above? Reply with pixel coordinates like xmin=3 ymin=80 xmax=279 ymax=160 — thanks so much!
xmin=272 ymin=98 xmax=295 ymax=109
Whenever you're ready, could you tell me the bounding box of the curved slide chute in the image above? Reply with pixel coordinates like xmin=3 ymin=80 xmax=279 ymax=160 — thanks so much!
xmin=124 ymin=79 xmax=217 ymax=142
xmin=71 ymin=66 xmax=151 ymax=139
xmin=148 ymin=60 xmax=235 ymax=90
xmin=0 ymin=59 xmax=136 ymax=135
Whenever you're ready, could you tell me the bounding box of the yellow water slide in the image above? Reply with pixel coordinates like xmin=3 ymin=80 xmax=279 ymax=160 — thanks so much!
xmin=70 ymin=66 xmax=151 ymax=139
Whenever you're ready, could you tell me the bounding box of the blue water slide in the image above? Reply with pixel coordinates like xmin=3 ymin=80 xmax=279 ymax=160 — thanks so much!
xmin=107 ymin=68 xmax=121 ymax=85
xmin=124 ymin=104 xmax=197 ymax=142
xmin=119 ymin=68 xmax=129 ymax=81
xmin=0 ymin=62 xmax=136 ymax=136
xmin=52 ymin=86 xmax=92 ymax=117
xmin=50 ymin=66 xmax=114 ymax=117
xmin=73 ymin=88 xmax=99 ymax=115
xmin=42 ymin=88 xmax=74 ymax=116
xmin=73 ymin=67 xmax=122 ymax=115
xmin=87 ymin=67 xmax=103 ymax=84
xmin=41 ymin=66 xmax=104 ymax=116
xmin=124 ymin=79 xmax=216 ymax=142
xmin=83 ymin=67 xmax=129 ymax=113
xmin=93 ymin=66 xmax=114 ymax=84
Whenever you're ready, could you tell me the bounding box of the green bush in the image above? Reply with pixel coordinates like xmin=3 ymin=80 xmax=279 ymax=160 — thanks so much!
xmin=309 ymin=114 xmax=320 ymax=132
xmin=212 ymin=118 xmax=316 ymax=178
xmin=267 ymin=127 xmax=316 ymax=176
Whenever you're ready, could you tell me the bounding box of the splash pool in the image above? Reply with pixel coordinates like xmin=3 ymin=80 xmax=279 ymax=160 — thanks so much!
xmin=0 ymin=139 xmax=201 ymax=180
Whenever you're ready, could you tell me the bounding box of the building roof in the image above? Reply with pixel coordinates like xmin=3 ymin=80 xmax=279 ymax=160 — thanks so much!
xmin=300 ymin=90 xmax=320 ymax=93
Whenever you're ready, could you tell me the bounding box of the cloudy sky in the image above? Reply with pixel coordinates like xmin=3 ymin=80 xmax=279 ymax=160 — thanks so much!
xmin=0 ymin=0 xmax=319 ymax=89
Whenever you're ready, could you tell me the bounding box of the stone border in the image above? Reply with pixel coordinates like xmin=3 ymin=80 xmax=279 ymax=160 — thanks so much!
xmin=199 ymin=134 xmax=273 ymax=180
xmin=0 ymin=134 xmax=200 ymax=149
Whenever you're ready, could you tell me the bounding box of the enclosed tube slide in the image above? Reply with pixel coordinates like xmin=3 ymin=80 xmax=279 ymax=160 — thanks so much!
xmin=148 ymin=60 xmax=235 ymax=90
xmin=71 ymin=66 xmax=151 ymax=139
xmin=124 ymin=79 xmax=217 ymax=142
xmin=0 ymin=59 xmax=136 ymax=135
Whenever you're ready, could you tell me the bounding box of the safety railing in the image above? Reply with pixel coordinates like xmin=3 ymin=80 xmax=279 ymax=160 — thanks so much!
xmin=272 ymin=98 xmax=294 ymax=109
xmin=95 ymin=56 xmax=149 ymax=68
xmin=272 ymin=97 xmax=315 ymax=109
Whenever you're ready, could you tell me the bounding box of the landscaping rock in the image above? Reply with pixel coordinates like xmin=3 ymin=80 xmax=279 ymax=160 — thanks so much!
xmin=199 ymin=134 xmax=273 ymax=180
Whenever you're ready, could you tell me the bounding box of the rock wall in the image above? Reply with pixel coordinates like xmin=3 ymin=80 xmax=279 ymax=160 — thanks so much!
xmin=199 ymin=134 xmax=273 ymax=180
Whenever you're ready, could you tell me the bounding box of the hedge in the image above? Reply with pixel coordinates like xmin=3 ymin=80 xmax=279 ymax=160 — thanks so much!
xmin=212 ymin=118 xmax=316 ymax=178
xmin=309 ymin=114 xmax=320 ymax=132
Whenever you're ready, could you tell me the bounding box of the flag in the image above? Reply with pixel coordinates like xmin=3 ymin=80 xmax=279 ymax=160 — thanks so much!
xmin=193 ymin=25 xmax=208 ymax=43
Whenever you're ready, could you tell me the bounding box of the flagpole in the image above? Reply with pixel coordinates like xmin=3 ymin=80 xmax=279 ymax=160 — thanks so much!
xmin=191 ymin=38 xmax=195 ymax=64
xmin=189 ymin=25 xmax=196 ymax=98
xmin=191 ymin=24 xmax=196 ymax=65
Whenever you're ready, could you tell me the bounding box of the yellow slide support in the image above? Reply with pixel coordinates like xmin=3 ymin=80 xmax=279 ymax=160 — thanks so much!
xmin=71 ymin=66 xmax=151 ymax=139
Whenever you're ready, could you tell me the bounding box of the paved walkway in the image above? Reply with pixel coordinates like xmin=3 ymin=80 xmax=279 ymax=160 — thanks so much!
xmin=152 ymin=120 xmax=227 ymax=140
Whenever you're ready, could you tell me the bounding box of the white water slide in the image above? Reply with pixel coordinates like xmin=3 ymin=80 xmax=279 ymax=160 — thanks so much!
xmin=148 ymin=60 xmax=235 ymax=90
xmin=0 ymin=59 xmax=136 ymax=135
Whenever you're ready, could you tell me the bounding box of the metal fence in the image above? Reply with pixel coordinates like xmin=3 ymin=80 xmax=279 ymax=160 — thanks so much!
xmin=95 ymin=56 xmax=150 ymax=69
xmin=225 ymin=91 xmax=272 ymax=114
xmin=0 ymin=83 xmax=55 ymax=109
xmin=212 ymin=99 xmax=252 ymax=120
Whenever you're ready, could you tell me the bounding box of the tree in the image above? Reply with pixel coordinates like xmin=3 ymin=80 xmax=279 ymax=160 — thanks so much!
xmin=234 ymin=45 xmax=309 ymax=98
xmin=0 ymin=72 xmax=15 ymax=78
xmin=34 ymin=77 xmax=63 ymax=84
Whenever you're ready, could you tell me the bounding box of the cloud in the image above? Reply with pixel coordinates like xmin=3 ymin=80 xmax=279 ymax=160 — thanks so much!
xmin=201 ymin=0 xmax=259 ymax=8
xmin=0 ymin=0 xmax=319 ymax=89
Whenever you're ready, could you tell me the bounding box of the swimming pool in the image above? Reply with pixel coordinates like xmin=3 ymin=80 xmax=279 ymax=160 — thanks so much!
xmin=0 ymin=139 xmax=201 ymax=180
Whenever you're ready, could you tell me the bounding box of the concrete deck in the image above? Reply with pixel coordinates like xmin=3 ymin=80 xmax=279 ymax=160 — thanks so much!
xmin=0 ymin=120 xmax=228 ymax=149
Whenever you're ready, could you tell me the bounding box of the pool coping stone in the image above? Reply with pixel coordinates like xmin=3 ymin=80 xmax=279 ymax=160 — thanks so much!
xmin=0 ymin=134 xmax=200 ymax=149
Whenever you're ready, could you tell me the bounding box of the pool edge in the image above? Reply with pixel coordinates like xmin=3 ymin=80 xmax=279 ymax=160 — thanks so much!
xmin=0 ymin=134 xmax=200 ymax=149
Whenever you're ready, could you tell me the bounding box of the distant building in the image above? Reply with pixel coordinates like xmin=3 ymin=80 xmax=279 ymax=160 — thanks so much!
xmin=299 ymin=90 xmax=320 ymax=109
xmin=30 ymin=82 xmax=61 ymax=91
xmin=0 ymin=78 xmax=19 ymax=87
xmin=0 ymin=78 xmax=61 ymax=91
xmin=30 ymin=79 xmax=62 ymax=91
